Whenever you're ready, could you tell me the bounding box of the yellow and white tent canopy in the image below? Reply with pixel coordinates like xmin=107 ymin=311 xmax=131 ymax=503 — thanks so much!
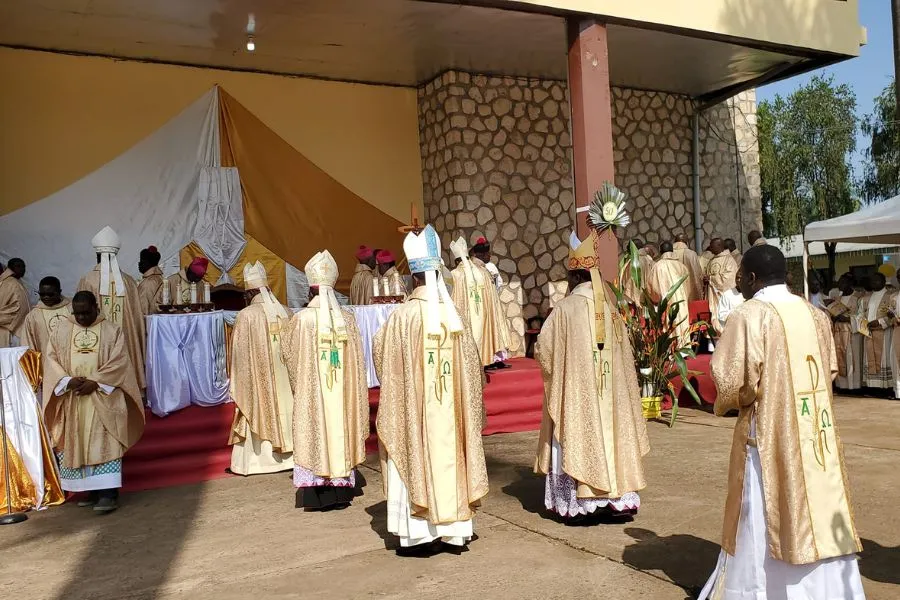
xmin=0 ymin=86 xmax=405 ymax=306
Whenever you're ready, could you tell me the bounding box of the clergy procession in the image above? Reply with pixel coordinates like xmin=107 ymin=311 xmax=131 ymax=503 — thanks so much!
xmin=0 ymin=205 xmax=896 ymax=596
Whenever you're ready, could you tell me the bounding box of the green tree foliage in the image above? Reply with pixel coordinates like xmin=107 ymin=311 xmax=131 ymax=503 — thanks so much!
xmin=861 ymin=79 xmax=900 ymax=202
xmin=758 ymin=76 xmax=858 ymax=283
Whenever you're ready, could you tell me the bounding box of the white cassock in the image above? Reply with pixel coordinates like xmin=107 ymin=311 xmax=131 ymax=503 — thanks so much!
xmin=716 ymin=288 xmax=745 ymax=328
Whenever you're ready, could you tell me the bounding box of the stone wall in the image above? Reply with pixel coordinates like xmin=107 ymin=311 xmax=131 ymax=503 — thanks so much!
xmin=417 ymin=70 xmax=761 ymax=354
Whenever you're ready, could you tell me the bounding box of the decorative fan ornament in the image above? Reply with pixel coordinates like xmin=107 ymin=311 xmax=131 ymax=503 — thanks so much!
xmin=588 ymin=182 xmax=631 ymax=233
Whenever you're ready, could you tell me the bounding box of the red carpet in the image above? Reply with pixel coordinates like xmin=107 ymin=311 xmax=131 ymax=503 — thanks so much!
xmin=123 ymin=358 xmax=545 ymax=492
xmin=123 ymin=356 xmax=714 ymax=492
xmin=667 ymin=354 xmax=716 ymax=409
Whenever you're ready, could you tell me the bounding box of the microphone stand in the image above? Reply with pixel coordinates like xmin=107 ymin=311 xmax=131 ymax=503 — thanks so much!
xmin=0 ymin=375 xmax=28 ymax=524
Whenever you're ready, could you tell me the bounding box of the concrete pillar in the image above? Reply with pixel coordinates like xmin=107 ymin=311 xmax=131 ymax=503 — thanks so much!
xmin=567 ymin=18 xmax=618 ymax=279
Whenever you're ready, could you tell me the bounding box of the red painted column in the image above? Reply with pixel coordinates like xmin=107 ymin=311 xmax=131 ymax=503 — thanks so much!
xmin=567 ymin=18 xmax=618 ymax=279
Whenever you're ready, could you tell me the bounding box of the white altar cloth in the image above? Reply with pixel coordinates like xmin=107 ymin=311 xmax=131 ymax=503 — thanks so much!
xmin=346 ymin=304 xmax=401 ymax=388
xmin=145 ymin=311 xmax=230 ymax=417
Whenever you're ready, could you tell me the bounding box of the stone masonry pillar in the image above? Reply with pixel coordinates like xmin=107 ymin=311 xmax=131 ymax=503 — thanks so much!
xmin=567 ymin=19 xmax=618 ymax=278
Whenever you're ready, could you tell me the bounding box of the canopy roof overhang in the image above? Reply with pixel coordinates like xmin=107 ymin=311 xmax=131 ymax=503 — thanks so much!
xmin=804 ymin=196 xmax=900 ymax=246
xmin=0 ymin=0 xmax=860 ymax=102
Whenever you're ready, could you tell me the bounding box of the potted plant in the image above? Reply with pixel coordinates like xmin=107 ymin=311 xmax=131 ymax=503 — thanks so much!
xmin=610 ymin=242 xmax=704 ymax=427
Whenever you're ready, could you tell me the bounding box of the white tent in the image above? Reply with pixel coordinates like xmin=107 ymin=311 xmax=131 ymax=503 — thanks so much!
xmin=802 ymin=195 xmax=900 ymax=295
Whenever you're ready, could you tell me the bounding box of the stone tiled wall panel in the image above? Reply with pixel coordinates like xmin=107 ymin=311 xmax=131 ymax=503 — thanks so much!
xmin=418 ymin=71 xmax=761 ymax=354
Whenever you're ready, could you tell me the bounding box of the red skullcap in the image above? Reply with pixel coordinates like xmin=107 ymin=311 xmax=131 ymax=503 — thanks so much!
xmin=376 ymin=250 xmax=395 ymax=264
xmin=356 ymin=245 xmax=374 ymax=261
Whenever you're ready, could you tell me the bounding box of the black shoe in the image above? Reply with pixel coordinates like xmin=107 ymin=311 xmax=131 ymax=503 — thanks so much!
xmin=77 ymin=492 xmax=99 ymax=507
xmin=93 ymin=496 xmax=118 ymax=513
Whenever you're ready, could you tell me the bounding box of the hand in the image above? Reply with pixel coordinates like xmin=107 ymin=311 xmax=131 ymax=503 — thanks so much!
xmin=66 ymin=377 xmax=86 ymax=391
xmin=75 ymin=379 xmax=99 ymax=395
xmin=869 ymin=321 xmax=881 ymax=331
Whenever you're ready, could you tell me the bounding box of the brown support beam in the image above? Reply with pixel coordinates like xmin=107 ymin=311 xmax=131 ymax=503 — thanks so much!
xmin=567 ymin=18 xmax=617 ymax=279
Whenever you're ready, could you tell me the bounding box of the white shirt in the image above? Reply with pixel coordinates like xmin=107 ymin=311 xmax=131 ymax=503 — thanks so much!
xmin=717 ymin=288 xmax=746 ymax=326
xmin=484 ymin=261 xmax=503 ymax=291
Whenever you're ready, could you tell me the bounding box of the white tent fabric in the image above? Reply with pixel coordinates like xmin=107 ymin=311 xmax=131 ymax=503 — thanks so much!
xmin=804 ymin=195 xmax=900 ymax=245
xmin=0 ymin=86 xmax=310 ymax=308
xmin=194 ymin=166 xmax=247 ymax=285
xmin=0 ymin=88 xmax=218 ymax=297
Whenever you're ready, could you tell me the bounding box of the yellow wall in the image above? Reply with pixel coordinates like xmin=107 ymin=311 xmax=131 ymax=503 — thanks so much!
xmin=0 ymin=48 xmax=423 ymax=222
xmin=509 ymin=0 xmax=863 ymax=57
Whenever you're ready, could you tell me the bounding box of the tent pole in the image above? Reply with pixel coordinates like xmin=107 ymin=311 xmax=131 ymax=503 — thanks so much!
xmin=802 ymin=241 xmax=810 ymax=300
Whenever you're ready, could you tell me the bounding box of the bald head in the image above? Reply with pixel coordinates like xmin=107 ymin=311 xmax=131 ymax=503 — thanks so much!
xmin=632 ymin=239 xmax=645 ymax=250
xmin=739 ymin=245 xmax=786 ymax=300
xmin=725 ymin=238 xmax=737 ymax=252
xmin=660 ymin=241 xmax=673 ymax=254
xmin=674 ymin=232 xmax=687 ymax=244
xmin=748 ymin=230 xmax=763 ymax=245
xmin=709 ymin=237 xmax=725 ymax=254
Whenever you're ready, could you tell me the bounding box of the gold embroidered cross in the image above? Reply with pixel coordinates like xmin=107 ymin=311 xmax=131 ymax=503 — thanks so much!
xmin=798 ymin=355 xmax=831 ymax=470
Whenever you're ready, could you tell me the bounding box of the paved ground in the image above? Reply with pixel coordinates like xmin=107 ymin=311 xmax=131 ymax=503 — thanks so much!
xmin=3 ymin=396 xmax=899 ymax=600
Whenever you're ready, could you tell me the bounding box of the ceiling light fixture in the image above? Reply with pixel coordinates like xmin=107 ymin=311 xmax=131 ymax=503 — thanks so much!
xmin=246 ymin=36 xmax=255 ymax=52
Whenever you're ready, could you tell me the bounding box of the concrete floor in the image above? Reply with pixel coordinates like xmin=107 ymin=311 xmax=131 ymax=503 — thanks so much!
xmin=2 ymin=396 xmax=899 ymax=600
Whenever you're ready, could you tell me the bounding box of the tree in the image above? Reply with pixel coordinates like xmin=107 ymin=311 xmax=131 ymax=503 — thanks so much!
xmin=758 ymin=75 xmax=858 ymax=284
xmin=861 ymin=79 xmax=900 ymax=203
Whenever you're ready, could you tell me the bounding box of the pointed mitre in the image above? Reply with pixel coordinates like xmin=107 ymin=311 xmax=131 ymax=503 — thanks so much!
xmin=567 ymin=230 xmax=600 ymax=271
xmin=304 ymin=251 xmax=339 ymax=288
xmin=403 ymin=225 xmax=463 ymax=335
xmin=92 ymin=226 xmax=121 ymax=254
xmin=449 ymin=237 xmax=469 ymax=261
xmin=242 ymin=261 xmax=269 ymax=290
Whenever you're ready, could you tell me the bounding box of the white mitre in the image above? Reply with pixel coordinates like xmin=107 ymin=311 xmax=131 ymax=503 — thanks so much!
xmin=242 ymin=261 xmax=287 ymax=322
xmin=304 ymin=250 xmax=347 ymax=340
xmin=404 ymin=225 xmax=463 ymax=335
xmin=91 ymin=225 xmax=125 ymax=297
xmin=449 ymin=236 xmax=476 ymax=284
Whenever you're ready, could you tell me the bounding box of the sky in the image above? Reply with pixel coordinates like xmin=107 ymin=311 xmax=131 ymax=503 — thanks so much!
xmin=756 ymin=0 xmax=895 ymax=174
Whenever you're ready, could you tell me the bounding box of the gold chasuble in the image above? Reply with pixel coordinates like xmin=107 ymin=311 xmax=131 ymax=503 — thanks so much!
xmin=137 ymin=267 xmax=165 ymax=315
xmin=672 ymin=242 xmax=704 ymax=301
xmin=706 ymin=251 xmax=739 ymax=333
xmin=78 ymin=267 xmax=145 ymax=390
xmin=534 ymin=278 xmax=649 ymax=501
xmin=282 ymin=250 xmax=369 ymax=482
xmin=44 ymin=316 xmax=145 ymax=472
xmin=229 ymin=261 xmax=294 ymax=475
xmin=0 ymin=268 xmax=30 ymax=347
xmin=375 ymin=287 xmax=488 ymax=525
xmin=350 ymin=264 xmax=375 ymax=306
xmin=20 ymin=298 xmax=71 ymax=352
xmin=647 ymin=253 xmax=691 ymax=348
xmin=375 ymin=226 xmax=487 ymax=543
xmin=858 ymin=288 xmax=897 ymax=389
xmin=711 ymin=293 xmax=861 ymax=564
xmin=449 ymin=238 xmax=510 ymax=367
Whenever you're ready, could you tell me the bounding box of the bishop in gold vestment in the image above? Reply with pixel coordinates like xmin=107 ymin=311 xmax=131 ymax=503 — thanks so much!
xmin=0 ymin=260 xmax=30 ymax=347
xmin=449 ymin=237 xmax=510 ymax=367
xmin=699 ymin=245 xmax=864 ymax=600
xmin=78 ymin=227 xmax=146 ymax=389
xmin=647 ymin=243 xmax=691 ymax=348
xmin=375 ymin=225 xmax=488 ymax=551
xmin=19 ymin=277 xmax=71 ymax=353
xmin=44 ymin=291 xmax=145 ymax=512
xmin=672 ymin=235 xmax=704 ymax=301
xmin=166 ymin=257 xmax=211 ymax=306
xmin=137 ymin=245 xmax=165 ymax=315
xmin=282 ymin=250 xmax=369 ymax=509
xmin=535 ymin=231 xmax=649 ymax=520
xmin=350 ymin=245 xmax=376 ymax=306
xmin=830 ymin=275 xmax=863 ymax=391
xmin=705 ymin=239 xmax=739 ymax=334
xmin=229 ymin=261 xmax=294 ymax=475
xmin=374 ymin=250 xmax=408 ymax=300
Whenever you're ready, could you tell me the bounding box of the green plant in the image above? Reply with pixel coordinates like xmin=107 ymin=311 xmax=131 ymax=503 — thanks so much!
xmin=610 ymin=242 xmax=704 ymax=427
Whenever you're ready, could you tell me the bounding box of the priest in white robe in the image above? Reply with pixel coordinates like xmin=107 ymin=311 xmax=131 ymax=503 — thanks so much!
xmin=281 ymin=250 xmax=369 ymax=510
xmin=858 ymin=273 xmax=897 ymax=393
xmin=699 ymin=245 xmax=865 ymax=600
xmin=829 ymin=275 xmax=863 ymax=391
xmin=350 ymin=245 xmax=376 ymax=306
xmin=672 ymin=233 xmax=704 ymax=301
xmin=19 ymin=277 xmax=71 ymax=353
xmin=705 ymin=238 xmax=739 ymax=334
xmin=137 ymin=245 xmax=165 ymax=315
xmin=228 ymin=262 xmax=294 ymax=475
xmin=647 ymin=241 xmax=691 ymax=348
xmin=374 ymin=225 xmax=488 ymax=553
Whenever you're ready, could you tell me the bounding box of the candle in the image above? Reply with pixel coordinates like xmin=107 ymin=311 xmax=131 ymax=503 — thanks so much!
xmin=373 ymin=278 xmax=381 ymax=297
xmin=161 ymin=282 xmax=170 ymax=305
xmin=176 ymin=281 xmax=184 ymax=305
xmin=203 ymin=282 xmax=211 ymax=304
xmin=393 ymin=276 xmax=402 ymax=296
xmin=190 ymin=282 xmax=198 ymax=304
